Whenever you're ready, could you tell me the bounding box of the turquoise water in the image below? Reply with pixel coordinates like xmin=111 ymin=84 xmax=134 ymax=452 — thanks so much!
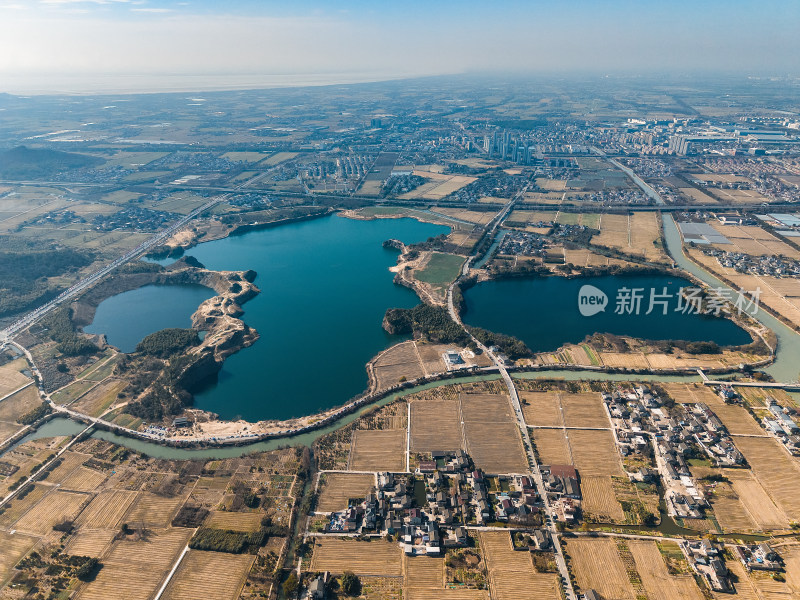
xmin=84 ymin=283 xmax=215 ymax=353
xmin=463 ymin=274 xmax=752 ymax=353
xmin=178 ymin=214 xmax=449 ymax=421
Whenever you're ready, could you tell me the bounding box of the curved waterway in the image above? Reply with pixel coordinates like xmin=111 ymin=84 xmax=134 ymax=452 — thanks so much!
xmin=85 ymin=283 xmax=215 ymax=353
xmin=662 ymin=214 xmax=800 ymax=382
xmin=463 ymin=273 xmax=751 ymax=354
xmin=14 ymin=370 xmax=708 ymax=459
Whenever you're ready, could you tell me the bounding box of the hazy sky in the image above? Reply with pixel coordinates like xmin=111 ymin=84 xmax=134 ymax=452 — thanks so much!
xmin=0 ymin=0 xmax=798 ymax=93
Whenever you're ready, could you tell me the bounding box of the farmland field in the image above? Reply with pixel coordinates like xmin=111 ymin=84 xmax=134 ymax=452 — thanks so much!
xmin=59 ymin=466 xmax=108 ymax=492
xmin=0 ymin=384 xmax=39 ymax=425
xmin=0 ymin=358 xmax=31 ymax=396
xmin=349 ymin=429 xmax=407 ymax=472
xmin=628 ymin=540 xmax=704 ymax=600
xmin=77 ymin=528 xmax=192 ymax=600
xmin=581 ymin=475 xmax=626 ymax=521
xmin=460 ymin=393 xmax=528 ymax=474
xmin=566 ymin=537 xmax=636 ymax=600
xmin=373 ymin=341 xmax=425 ymax=389
xmin=0 ymin=530 xmax=38 ymax=584
xmin=479 ymin=531 xmax=559 ymax=600
xmin=13 ymin=490 xmax=88 ymax=535
xmin=317 ymin=472 xmax=376 ymax=513
xmin=532 ymin=427 xmax=572 ymax=465
xmin=410 ymin=398 xmax=463 ymax=452
xmin=70 ymin=378 xmax=126 ymax=417
xmin=125 ymin=493 xmax=186 ymax=528
xmin=203 ymin=511 xmax=263 ymax=532
xmin=65 ymin=528 xmax=118 ymax=558
xmin=310 ymin=538 xmax=402 ymax=576
xmin=76 ymin=490 xmax=139 ymax=529
xmin=261 ymin=151 xmax=298 ymax=165
xmin=162 ymin=550 xmax=254 ymax=600
xmin=729 ymin=436 xmax=800 ymax=522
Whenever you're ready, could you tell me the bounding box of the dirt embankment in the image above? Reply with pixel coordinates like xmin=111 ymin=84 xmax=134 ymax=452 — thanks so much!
xmin=72 ymin=259 xmax=261 ymax=367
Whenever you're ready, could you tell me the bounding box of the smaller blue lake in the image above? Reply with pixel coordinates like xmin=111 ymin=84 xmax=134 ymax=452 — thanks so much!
xmin=463 ymin=274 xmax=753 ymax=353
xmin=84 ymin=284 xmax=215 ymax=353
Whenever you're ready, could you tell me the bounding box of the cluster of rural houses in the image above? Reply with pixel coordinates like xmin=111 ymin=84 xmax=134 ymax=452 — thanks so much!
xmin=762 ymin=397 xmax=800 ymax=454
xmin=703 ymin=247 xmax=800 ymax=278
xmin=321 ymin=449 xmax=554 ymax=557
xmin=604 ymin=385 xmax=744 ymax=520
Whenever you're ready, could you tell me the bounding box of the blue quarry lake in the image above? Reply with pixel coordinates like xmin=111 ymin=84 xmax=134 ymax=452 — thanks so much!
xmin=85 ymin=283 xmax=215 ymax=353
xmin=93 ymin=214 xmax=445 ymax=421
xmin=463 ymin=274 xmax=753 ymax=353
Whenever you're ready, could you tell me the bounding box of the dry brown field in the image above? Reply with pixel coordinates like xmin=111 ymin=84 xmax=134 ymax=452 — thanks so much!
xmin=532 ymin=428 xmax=572 ymax=465
xmin=709 ymin=188 xmax=771 ymax=204
xmin=732 ymin=436 xmax=800 ymax=522
xmin=706 ymin=479 xmax=761 ymax=533
xmin=592 ymin=213 xmax=666 ymax=262
xmin=415 ymin=343 xmax=447 ymax=374
xmin=404 ymin=554 xmax=444 ymax=588
xmin=568 ymin=429 xmax=625 ymax=477
xmin=162 ymin=550 xmax=254 ymax=600
xmin=460 ymin=394 xmax=528 ymax=474
xmin=598 ymin=352 xmax=651 ymax=369
xmin=373 ymin=341 xmax=425 ymax=389
xmin=711 ymin=224 xmax=800 ymax=259
xmin=536 ymin=177 xmax=567 ymax=191
xmin=317 ymin=472 xmax=376 ymax=513
xmin=14 ymin=490 xmax=89 ymax=535
xmin=59 ymin=466 xmax=108 ymax=492
xmin=310 ymin=538 xmax=402 ymax=576
xmin=65 ymin=528 xmax=117 ymax=558
xmin=203 ymin=510 xmax=263 ymax=532
xmin=409 ymin=398 xmax=463 ymax=452
xmin=405 ymin=588 xmax=489 ymax=600
xmin=628 ymin=540 xmax=704 ymax=600
xmin=0 ymin=384 xmax=37 ymax=425
xmin=566 ymin=537 xmax=636 ymax=600
xmin=0 ymin=360 xmax=32 ymax=396
xmin=434 ymin=208 xmax=497 ymax=225
xmin=561 ymin=392 xmax=609 ymax=428
xmin=125 ymin=493 xmax=185 ymax=528
xmin=581 ymin=475 xmax=626 ymax=522
xmin=520 ymin=391 xmax=563 ymax=427
xmin=0 ymin=484 xmax=49 ymax=527
xmin=34 ymin=449 xmax=88 ymax=484
xmin=679 ymin=187 xmax=718 ymax=204
xmin=77 ymin=528 xmax=192 ymax=600
xmin=506 ymin=209 xmax=556 ymax=224
xmin=349 ymin=429 xmax=407 ymax=472
xmin=713 ymin=404 xmax=765 ymax=436
xmin=0 ymin=530 xmax=38 ymax=584
xmin=479 ymin=531 xmax=558 ymax=600
xmin=76 ymin=490 xmax=138 ymax=529
xmin=660 ymin=383 xmax=720 ymax=404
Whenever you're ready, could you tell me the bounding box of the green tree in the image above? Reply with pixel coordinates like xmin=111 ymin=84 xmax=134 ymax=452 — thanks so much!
xmin=340 ymin=571 xmax=361 ymax=596
xmin=283 ymin=572 xmax=299 ymax=597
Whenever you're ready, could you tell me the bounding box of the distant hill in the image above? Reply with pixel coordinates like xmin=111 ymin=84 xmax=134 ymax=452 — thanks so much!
xmin=0 ymin=145 xmax=104 ymax=179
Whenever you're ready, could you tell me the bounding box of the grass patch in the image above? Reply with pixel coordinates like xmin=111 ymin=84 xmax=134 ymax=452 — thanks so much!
xmin=415 ymin=252 xmax=465 ymax=289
